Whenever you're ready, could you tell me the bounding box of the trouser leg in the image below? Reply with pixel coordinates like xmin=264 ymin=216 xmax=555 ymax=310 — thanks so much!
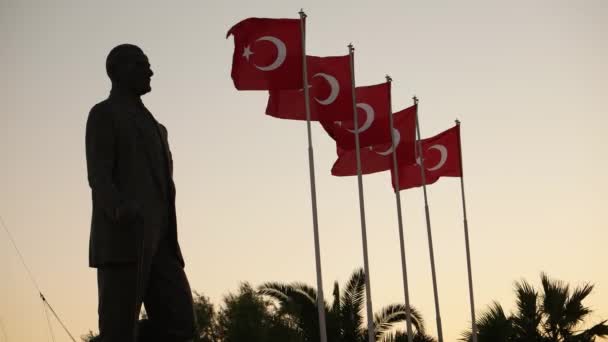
xmin=143 ymin=239 xmax=196 ymax=341
xmin=97 ymin=262 xmax=148 ymax=342
xmin=97 ymin=225 xmax=152 ymax=342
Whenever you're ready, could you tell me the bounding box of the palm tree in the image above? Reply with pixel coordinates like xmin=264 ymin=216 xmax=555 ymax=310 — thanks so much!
xmin=259 ymin=268 xmax=428 ymax=342
xmin=462 ymin=273 xmax=608 ymax=342
xmin=462 ymin=302 xmax=516 ymax=342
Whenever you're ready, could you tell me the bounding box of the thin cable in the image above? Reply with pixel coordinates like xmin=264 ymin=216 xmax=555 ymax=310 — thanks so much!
xmin=1 ymin=214 xmax=51 ymax=342
xmin=0 ymin=215 xmax=42 ymax=293
xmin=41 ymin=295 xmax=78 ymax=342
xmin=0 ymin=214 xmax=77 ymax=342
xmin=0 ymin=317 xmax=8 ymax=342
xmin=42 ymin=300 xmax=56 ymax=342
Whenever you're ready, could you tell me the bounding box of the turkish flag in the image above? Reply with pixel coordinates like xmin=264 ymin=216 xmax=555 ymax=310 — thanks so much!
xmin=392 ymin=125 xmax=462 ymax=190
xmin=265 ymin=55 xmax=353 ymax=121
xmin=331 ymin=105 xmax=417 ymax=176
xmin=321 ymin=82 xmax=391 ymax=150
xmin=227 ymin=18 xmax=303 ymax=90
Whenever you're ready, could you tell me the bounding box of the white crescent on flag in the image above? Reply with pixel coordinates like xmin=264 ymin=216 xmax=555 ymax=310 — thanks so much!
xmin=312 ymin=73 xmax=339 ymax=105
xmin=253 ymin=36 xmax=287 ymax=71
xmin=348 ymin=103 xmax=374 ymax=134
xmin=375 ymin=128 xmax=401 ymax=156
xmin=426 ymin=144 xmax=448 ymax=171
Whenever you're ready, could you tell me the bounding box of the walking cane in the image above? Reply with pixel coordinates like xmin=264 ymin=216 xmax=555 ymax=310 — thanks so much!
xmin=133 ymin=216 xmax=146 ymax=342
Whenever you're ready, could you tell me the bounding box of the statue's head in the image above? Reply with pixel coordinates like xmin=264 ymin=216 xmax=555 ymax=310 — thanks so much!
xmin=106 ymin=44 xmax=153 ymax=96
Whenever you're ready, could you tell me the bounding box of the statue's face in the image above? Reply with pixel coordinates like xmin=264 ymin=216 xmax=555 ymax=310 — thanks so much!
xmin=118 ymin=51 xmax=154 ymax=96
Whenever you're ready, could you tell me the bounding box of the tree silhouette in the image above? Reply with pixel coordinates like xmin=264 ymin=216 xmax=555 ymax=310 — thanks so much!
xmin=216 ymin=282 xmax=303 ymax=342
xmin=461 ymin=273 xmax=608 ymax=342
xmin=259 ymin=268 xmax=428 ymax=342
xmin=192 ymin=292 xmax=219 ymax=342
xmin=381 ymin=331 xmax=437 ymax=342
xmin=81 ymin=330 xmax=100 ymax=342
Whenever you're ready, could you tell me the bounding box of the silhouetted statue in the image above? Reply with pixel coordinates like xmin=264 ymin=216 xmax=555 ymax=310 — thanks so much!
xmin=85 ymin=44 xmax=196 ymax=342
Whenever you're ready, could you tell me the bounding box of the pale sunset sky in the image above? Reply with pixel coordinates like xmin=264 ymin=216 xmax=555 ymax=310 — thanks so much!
xmin=1 ymin=1 xmax=607 ymax=341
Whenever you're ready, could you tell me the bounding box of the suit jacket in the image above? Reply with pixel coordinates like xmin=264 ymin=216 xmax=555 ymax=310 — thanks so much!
xmin=85 ymin=93 xmax=184 ymax=268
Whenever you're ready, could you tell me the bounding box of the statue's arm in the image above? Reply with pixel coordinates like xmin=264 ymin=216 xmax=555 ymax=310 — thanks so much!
xmin=159 ymin=124 xmax=173 ymax=177
xmin=85 ymin=104 xmax=123 ymax=221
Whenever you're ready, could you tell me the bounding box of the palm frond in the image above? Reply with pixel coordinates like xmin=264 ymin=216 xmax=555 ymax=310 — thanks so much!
xmin=373 ymin=304 xmax=424 ymax=338
xmin=331 ymin=282 xmax=341 ymax=317
xmin=342 ymin=268 xmax=366 ymax=313
xmin=258 ymin=282 xmax=320 ymax=342
xmin=541 ymin=273 xmax=571 ymax=337
xmin=562 ymin=282 xmax=594 ymax=329
xmin=574 ymin=319 xmax=608 ymax=339
xmin=341 ymin=268 xmax=366 ymax=340
xmin=291 ymin=282 xmax=319 ymax=304
xmin=381 ymin=331 xmax=437 ymax=342
xmin=512 ymin=279 xmax=541 ymax=338
xmin=258 ymin=282 xmax=318 ymax=306
xmin=258 ymin=282 xmax=293 ymax=302
xmin=461 ymin=301 xmax=514 ymax=342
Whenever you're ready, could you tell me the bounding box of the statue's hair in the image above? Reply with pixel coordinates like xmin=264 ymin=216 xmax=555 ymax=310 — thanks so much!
xmin=106 ymin=44 xmax=143 ymax=81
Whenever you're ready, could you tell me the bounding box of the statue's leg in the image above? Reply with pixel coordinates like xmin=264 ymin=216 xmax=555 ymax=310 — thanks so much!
xmin=143 ymin=239 xmax=196 ymax=342
xmin=97 ymin=263 xmax=146 ymax=342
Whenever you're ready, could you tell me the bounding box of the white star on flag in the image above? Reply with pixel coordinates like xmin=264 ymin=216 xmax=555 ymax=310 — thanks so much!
xmin=242 ymin=46 xmax=253 ymax=60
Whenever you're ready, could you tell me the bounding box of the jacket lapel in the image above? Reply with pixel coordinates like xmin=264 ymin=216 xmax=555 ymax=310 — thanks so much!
xmin=124 ymin=108 xmax=169 ymax=199
xmin=157 ymin=125 xmax=173 ymax=178
xmin=157 ymin=124 xmax=176 ymax=199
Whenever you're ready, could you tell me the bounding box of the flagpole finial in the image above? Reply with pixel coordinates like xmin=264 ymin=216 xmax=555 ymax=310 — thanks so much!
xmin=348 ymin=43 xmax=354 ymax=53
xmin=455 ymin=119 xmax=461 ymax=126
xmin=413 ymin=95 xmax=418 ymax=104
xmin=299 ymin=9 xmax=307 ymax=18
xmin=385 ymin=75 xmax=392 ymax=82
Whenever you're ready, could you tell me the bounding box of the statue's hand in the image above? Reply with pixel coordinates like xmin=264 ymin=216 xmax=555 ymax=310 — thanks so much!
xmin=115 ymin=200 xmax=141 ymax=224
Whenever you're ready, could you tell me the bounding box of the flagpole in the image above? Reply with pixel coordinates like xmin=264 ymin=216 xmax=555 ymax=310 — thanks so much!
xmin=386 ymin=76 xmax=414 ymax=342
xmin=299 ymin=10 xmax=328 ymax=342
xmin=414 ymin=96 xmax=444 ymax=342
xmin=348 ymin=44 xmax=376 ymax=342
xmin=455 ymin=119 xmax=478 ymax=342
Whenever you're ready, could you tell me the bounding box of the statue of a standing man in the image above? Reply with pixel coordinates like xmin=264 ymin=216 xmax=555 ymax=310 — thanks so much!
xmin=85 ymin=44 xmax=196 ymax=342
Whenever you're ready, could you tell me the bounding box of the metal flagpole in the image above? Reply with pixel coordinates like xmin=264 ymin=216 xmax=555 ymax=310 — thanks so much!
xmin=386 ymin=76 xmax=414 ymax=342
xmin=414 ymin=97 xmax=444 ymax=342
xmin=299 ymin=10 xmax=328 ymax=342
xmin=455 ymin=119 xmax=478 ymax=342
xmin=348 ymin=44 xmax=375 ymax=342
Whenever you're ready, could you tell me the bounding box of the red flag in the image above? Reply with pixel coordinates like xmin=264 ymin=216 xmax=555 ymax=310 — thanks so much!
xmin=227 ymin=18 xmax=303 ymax=90
xmin=321 ymin=82 xmax=391 ymax=150
xmin=265 ymin=55 xmax=353 ymax=121
xmin=392 ymin=125 xmax=462 ymax=190
xmin=331 ymin=105 xmax=417 ymax=176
